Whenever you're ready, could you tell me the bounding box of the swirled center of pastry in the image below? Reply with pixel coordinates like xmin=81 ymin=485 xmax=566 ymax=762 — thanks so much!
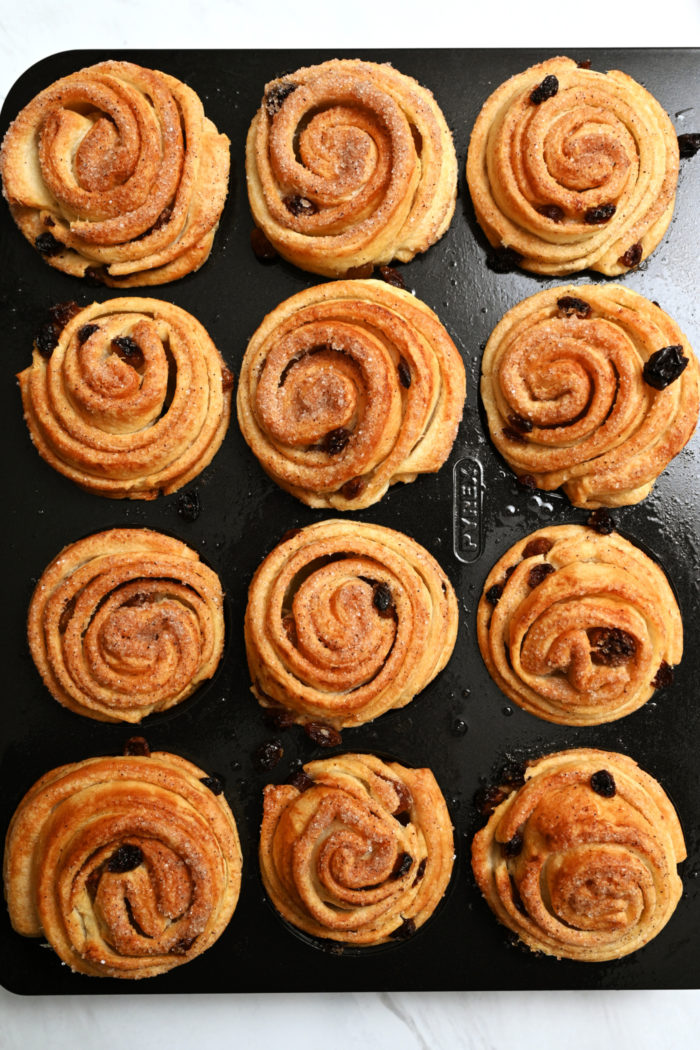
xmin=544 ymin=845 xmax=649 ymax=931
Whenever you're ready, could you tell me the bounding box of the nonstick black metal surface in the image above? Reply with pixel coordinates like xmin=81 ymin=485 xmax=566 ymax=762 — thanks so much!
xmin=1 ymin=48 xmax=698 ymax=994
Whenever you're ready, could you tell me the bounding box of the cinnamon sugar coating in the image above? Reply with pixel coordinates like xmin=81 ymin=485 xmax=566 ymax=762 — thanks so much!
xmin=472 ymin=748 xmax=685 ymax=961
xmin=1 ymin=61 xmax=229 ymax=284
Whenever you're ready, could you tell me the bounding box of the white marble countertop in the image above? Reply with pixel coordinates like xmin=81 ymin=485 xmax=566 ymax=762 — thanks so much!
xmin=1 ymin=2 xmax=699 ymax=1046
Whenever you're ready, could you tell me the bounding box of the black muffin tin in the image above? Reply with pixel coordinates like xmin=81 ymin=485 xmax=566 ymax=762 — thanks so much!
xmin=0 ymin=48 xmax=698 ymax=994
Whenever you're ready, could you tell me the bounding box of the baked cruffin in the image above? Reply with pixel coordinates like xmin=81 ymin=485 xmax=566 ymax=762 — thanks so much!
xmin=260 ymin=752 xmax=453 ymax=945
xmin=246 ymin=59 xmax=457 ymax=277
xmin=0 ymin=61 xmax=229 ymax=284
xmin=4 ymin=748 xmax=242 ymax=978
xmin=471 ymin=748 xmax=686 ymax=961
xmin=245 ymin=519 xmax=458 ymax=731
xmin=18 ymin=298 xmax=233 ymax=499
xmin=237 ymin=279 xmax=466 ymax=510
xmin=28 ymin=528 xmax=225 ymax=723
xmin=481 ymin=285 xmax=699 ymax=508
xmin=477 ymin=524 xmax=682 ymax=726
xmin=466 ymin=56 xmax=679 ymax=275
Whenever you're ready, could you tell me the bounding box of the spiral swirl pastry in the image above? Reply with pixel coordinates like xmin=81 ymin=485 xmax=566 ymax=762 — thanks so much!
xmin=0 ymin=61 xmax=229 ymax=284
xmin=260 ymin=753 xmax=453 ymax=945
xmin=246 ymin=59 xmax=457 ymax=277
xmin=466 ymin=56 xmax=679 ymax=275
xmin=472 ymin=748 xmax=686 ymax=961
xmin=481 ymin=285 xmax=700 ymax=508
xmin=477 ymin=525 xmax=682 ymax=725
xmin=246 ymin=520 xmax=458 ymax=730
xmin=3 ymin=750 xmax=242 ymax=978
xmin=18 ymin=298 xmax=233 ymax=499
xmin=237 ymin=280 xmax=465 ymax=510
xmin=28 ymin=528 xmax=225 ymax=723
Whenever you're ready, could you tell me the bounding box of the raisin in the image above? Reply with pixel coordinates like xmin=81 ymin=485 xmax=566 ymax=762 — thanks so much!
xmin=577 ymin=58 xmax=592 ymax=69
xmin=527 ymin=563 xmax=555 ymax=588
xmin=200 ymin=774 xmax=225 ymax=795
xmin=486 ymin=584 xmax=504 ymax=606
xmin=584 ymin=203 xmax=616 ymax=224
xmin=177 ymin=490 xmax=201 ymax=522
xmin=84 ymin=266 xmax=107 ymax=285
xmin=652 ymin=661 xmax=674 ymax=689
xmin=265 ymin=80 xmax=298 ymax=116
xmin=503 ymin=566 xmax=517 ymax=580
xmin=396 ymin=812 xmax=411 ymax=827
xmin=412 ymin=858 xmax=427 ymax=885
xmin=170 ymin=936 xmax=197 ymax=955
xmin=486 ymin=246 xmax=522 ymax=273
xmin=372 ymin=583 xmax=394 ymax=614
xmin=392 ymin=852 xmax=413 ymax=879
xmin=536 ymin=204 xmax=564 ymax=222
xmin=150 ymin=206 xmax=173 ymax=232
xmin=618 ymin=242 xmax=643 ymax=268
xmin=677 ymin=133 xmax=700 ymax=159
xmin=504 ymin=832 xmax=524 ymax=857
xmin=589 ymin=627 xmax=637 ymax=666
xmin=516 ymin=474 xmax=537 ymax=491
xmin=530 ymin=75 xmax=559 ymax=104
xmin=502 ymin=426 xmax=528 ymax=444
xmin=474 ymin=784 xmax=510 ymax=817
xmin=284 ymin=195 xmax=317 ymax=217
xmin=288 ymin=770 xmax=315 ymax=792
xmin=507 ymin=413 xmax=533 ymax=434
xmin=44 ymin=215 xmax=56 ymax=227
xmin=107 ymin=844 xmax=144 ymax=873
xmin=320 ymin=427 xmax=350 ymax=455
xmin=590 ymin=770 xmax=616 ymax=797
xmin=397 ymin=358 xmax=412 ymax=388
xmin=379 ymin=265 xmax=405 ymax=289
xmin=250 ymin=227 xmax=278 ymax=261
xmin=345 ymin=263 xmax=375 ymax=279
xmin=642 ymin=345 xmax=689 ymax=390
xmin=339 ymin=476 xmax=366 ymax=501
xmin=522 ymin=537 xmax=553 ymax=558
xmin=124 ymin=736 xmax=151 ymax=757
xmin=77 ymin=323 xmax=99 ymax=344
xmin=389 ymin=917 xmax=416 ymax=940
xmin=112 ymin=336 xmax=142 ymax=360
xmin=255 ymin=741 xmax=284 ymax=771
xmin=35 ymin=321 xmax=59 ymax=358
xmin=49 ymin=301 xmax=81 ymax=327
xmin=221 ymin=367 xmax=235 ymax=391
xmin=35 ymin=232 xmax=62 ymax=256
xmin=264 ymin=704 xmax=296 ymax=730
xmin=392 ymin=781 xmax=413 ymax=816
xmin=304 ymin=722 xmax=342 ymax=747
xmin=557 ymin=295 xmax=591 ymax=319
xmin=587 ymin=508 xmax=615 ymax=534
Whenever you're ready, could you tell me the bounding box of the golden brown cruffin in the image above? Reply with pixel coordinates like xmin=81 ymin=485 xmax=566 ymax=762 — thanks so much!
xmin=481 ymin=285 xmax=700 ymax=508
xmin=471 ymin=748 xmax=686 ymax=962
xmin=237 ymin=279 xmax=466 ymax=510
xmin=18 ymin=298 xmax=233 ymax=500
xmin=245 ymin=519 xmax=458 ymax=731
xmin=477 ymin=524 xmax=682 ymax=726
xmin=466 ymin=56 xmax=679 ymax=275
xmin=246 ymin=59 xmax=457 ymax=277
xmin=0 ymin=61 xmax=229 ymax=285
xmin=3 ymin=749 xmax=242 ymax=978
xmin=260 ymin=752 xmax=453 ymax=945
xmin=28 ymin=528 xmax=225 ymax=723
